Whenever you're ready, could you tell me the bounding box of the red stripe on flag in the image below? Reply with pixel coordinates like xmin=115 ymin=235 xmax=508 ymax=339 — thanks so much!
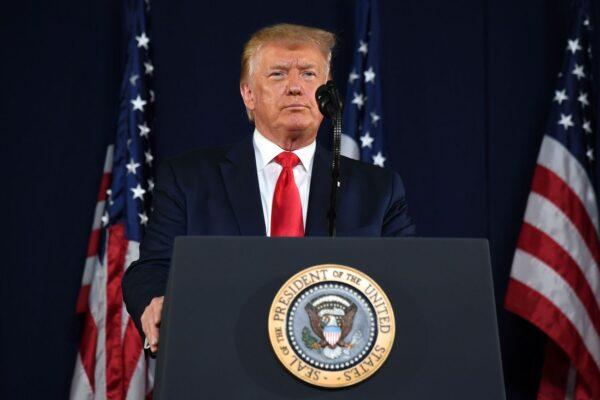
xmin=79 ymin=311 xmax=98 ymax=392
xmin=123 ymin=318 xmax=143 ymax=394
xmin=531 ymin=164 xmax=600 ymax=267
xmin=505 ymin=279 xmax=600 ymax=397
xmin=76 ymin=284 xmax=91 ymax=314
xmin=518 ymin=223 xmax=600 ymax=335
xmin=97 ymin=172 xmax=111 ymax=202
xmin=105 ymin=223 xmax=127 ymax=400
xmin=574 ymin=376 xmax=594 ymax=399
xmin=537 ymin=341 xmax=571 ymax=400
xmin=87 ymin=229 xmax=101 ymax=258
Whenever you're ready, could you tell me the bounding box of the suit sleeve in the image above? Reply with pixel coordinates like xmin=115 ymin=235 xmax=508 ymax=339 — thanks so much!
xmin=382 ymin=171 xmax=416 ymax=236
xmin=122 ymin=159 xmax=187 ymax=337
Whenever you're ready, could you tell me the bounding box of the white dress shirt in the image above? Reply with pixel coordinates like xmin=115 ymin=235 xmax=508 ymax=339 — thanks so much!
xmin=253 ymin=129 xmax=316 ymax=236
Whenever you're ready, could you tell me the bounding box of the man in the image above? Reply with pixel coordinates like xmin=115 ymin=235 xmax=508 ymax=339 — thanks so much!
xmin=122 ymin=23 xmax=415 ymax=354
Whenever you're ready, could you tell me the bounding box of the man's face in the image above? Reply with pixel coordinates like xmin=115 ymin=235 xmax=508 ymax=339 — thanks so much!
xmin=240 ymin=41 xmax=329 ymax=146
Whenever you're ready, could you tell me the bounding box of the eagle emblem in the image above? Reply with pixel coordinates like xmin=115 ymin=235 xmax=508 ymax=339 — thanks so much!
xmin=303 ymin=295 xmax=360 ymax=359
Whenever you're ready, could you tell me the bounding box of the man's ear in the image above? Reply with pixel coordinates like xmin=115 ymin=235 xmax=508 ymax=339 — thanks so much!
xmin=240 ymin=83 xmax=255 ymax=111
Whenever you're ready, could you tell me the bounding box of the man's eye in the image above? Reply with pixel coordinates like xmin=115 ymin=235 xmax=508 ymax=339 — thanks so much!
xmin=270 ymin=71 xmax=284 ymax=77
xmin=303 ymin=71 xmax=316 ymax=77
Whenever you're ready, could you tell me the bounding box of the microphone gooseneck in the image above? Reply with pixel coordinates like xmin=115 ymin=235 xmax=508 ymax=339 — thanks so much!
xmin=316 ymin=80 xmax=343 ymax=237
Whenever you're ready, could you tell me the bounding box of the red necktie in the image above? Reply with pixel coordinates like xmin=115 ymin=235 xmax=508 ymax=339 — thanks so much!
xmin=271 ymin=151 xmax=304 ymax=237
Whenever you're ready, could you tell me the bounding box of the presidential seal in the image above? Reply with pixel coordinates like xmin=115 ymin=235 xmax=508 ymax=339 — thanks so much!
xmin=268 ymin=264 xmax=395 ymax=388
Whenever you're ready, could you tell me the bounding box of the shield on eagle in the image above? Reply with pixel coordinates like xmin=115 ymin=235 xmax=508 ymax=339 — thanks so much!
xmin=323 ymin=325 xmax=342 ymax=347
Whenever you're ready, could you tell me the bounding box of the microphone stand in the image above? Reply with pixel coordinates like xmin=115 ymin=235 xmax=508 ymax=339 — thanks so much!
xmin=328 ymin=111 xmax=342 ymax=237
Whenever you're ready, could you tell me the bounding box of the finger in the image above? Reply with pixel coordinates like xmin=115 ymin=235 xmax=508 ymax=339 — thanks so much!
xmin=149 ymin=324 xmax=160 ymax=352
xmin=141 ymin=311 xmax=156 ymax=346
xmin=152 ymin=303 xmax=163 ymax=326
xmin=149 ymin=320 xmax=160 ymax=345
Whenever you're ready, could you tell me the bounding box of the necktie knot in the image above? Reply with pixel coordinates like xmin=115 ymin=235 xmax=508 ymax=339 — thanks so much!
xmin=275 ymin=151 xmax=300 ymax=169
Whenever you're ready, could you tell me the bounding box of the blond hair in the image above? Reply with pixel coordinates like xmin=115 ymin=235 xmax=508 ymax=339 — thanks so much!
xmin=240 ymin=23 xmax=336 ymax=120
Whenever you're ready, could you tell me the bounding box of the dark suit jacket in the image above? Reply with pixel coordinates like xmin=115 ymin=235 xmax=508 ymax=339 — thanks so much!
xmin=122 ymin=137 xmax=415 ymax=336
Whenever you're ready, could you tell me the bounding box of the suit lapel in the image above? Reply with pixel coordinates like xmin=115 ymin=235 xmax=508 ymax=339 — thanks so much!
xmin=305 ymin=144 xmax=331 ymax=236
xmin=219 ymin=138 xmax=266 ymax=236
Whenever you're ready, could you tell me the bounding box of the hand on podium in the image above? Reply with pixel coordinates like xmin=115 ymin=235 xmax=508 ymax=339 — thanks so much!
xmin=141 ymin=296 xmax=164 ymax=354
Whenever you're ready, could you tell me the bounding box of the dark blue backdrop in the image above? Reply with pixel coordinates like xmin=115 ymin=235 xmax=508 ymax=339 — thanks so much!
xmin=2 ymin=0 xmax=599 ymax=398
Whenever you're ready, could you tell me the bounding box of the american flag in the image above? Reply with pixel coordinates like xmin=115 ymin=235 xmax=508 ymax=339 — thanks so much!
xmin=70 ymin=0 xmax=156 ymax=398
xmin=504 ymin=1 xmax=600 ymax=398
xmin=341 ymin=0 xmax=386 ymax=168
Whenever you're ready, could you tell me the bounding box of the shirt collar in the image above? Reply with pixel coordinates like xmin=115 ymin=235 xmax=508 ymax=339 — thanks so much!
xmin=253 ymin=128 xmax=316 ymax=172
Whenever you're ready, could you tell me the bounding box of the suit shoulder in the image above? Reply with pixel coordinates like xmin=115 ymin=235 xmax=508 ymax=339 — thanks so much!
xmin=161 ymin=144 xmax=233 ymax=172
xmin=340 ymin=155 xmax=398 ymax=181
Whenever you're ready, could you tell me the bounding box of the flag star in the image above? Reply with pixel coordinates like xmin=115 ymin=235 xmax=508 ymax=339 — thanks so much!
xmin=360 ymin=132 xmax=374 ymax=148
xmin=348 ymin=69 xmax=360 ymax=83
xmin=131 ymin=95 xmax=147 ymax=112
xmin=147 ymin=178 xmax=155 ymax=192
xmin=126 ymin=138 xmax=132 ymax=148
xmin=145 ymin=150 xmax=154 ymax=166
xmin=149 ymin=89 xmax=155 ymax=102
xmin=101 ymin=211 xmax=109 ymax=227
xmin=138 ymin=212 xmax=149 ymax=225
xmin=567 ymin=38 xmax=582 ymax=54
xmin=586 ymin=148 xmax=594 ymax=162
xmin=144 ymin=61 xmax=154 ymax=76
xmin=138 ymin=122 xmax=151 ymax=138
xmin=583 ymin=18 xmax=590 ymax=27
xmin=370 ymin=112 xmax=381 ymax=126
xmin=558 ymin=113 xmax=574 ymax=130
xmin=106 ymin=189 xmax=114 ymax=205
xmin=131 ymin=184 xmax=146 ymax=200
xmin=553 ymin=89 xmax=568 ymax=104
xmin=364 ymin=66 xmax=376 ymax=83
xmin=583 ymin=119 xmax=592 ymax=134
xmin=372 ymin=152 xmax=386 ymax=167
xmin=358 ymin=40 xmax=368 ymax=56
xmin=135 ymin=32 xmax=150 ymax=49
xmin=129 ymin=74 xmax=139 ymax=86
xmin=126 ymin=158 xmax=141 ymax=174
xmin=351 ymin=92 xmax=366 ymax=109
xmin=572 ymin=64 xmax=586 ymax=80
xmin=578 ymin=92 xmax=589 ymax=107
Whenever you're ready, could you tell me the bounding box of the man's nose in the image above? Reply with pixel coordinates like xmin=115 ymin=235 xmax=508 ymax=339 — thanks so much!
xmin=287 ymin=74 xmax=303 ymax=95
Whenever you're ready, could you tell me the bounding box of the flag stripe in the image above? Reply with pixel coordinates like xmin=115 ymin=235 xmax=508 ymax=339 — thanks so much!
xmin=76 ymin=284 xmax=91 ymax=314
xmin=123 ymin=320 xmax=145 ymax=398
xmin=92 ymin=200 xmax=107 ymax=230
xmin=97 ymin=173 xmax=111 ymax=202
xmin=531 ymin=164 xmax=600 ymax=264
xmin=79 ymin=311 xmax=99 ymax=391
xmin=81 ymin=256 xmax=97 ymax=286
xmin=510 ymin=250 xmax=600 ymax=371
xmin=106 ymin=223 xmax=128 ymax=400
xmin=537 ymin=136 xmax=599 ymax=232
xmin=518 ymin=223 xmax=600 ymax=333
xmin=506 ymin=278 xmax=600 ymax=396
xmin=87 ymin=229 xmax=102 ymax=258
xmin=537 ymin=342 xmax=571 ymax=400
xmin=524 ymin=192 xmax=600 ymax=303
xmin=70 ymin=355 xmax=94 ymax=399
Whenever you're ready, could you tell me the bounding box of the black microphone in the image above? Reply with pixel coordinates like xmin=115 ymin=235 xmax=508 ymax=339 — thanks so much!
xmin=315 ymin=80 xmax=343 ymax=237
xmin=316 ymin=81 xmax=343 ymax=118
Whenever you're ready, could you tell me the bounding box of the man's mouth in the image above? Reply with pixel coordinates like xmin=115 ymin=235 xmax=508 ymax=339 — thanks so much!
xmin=283 ymin=104 xmax=309 ymax=110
